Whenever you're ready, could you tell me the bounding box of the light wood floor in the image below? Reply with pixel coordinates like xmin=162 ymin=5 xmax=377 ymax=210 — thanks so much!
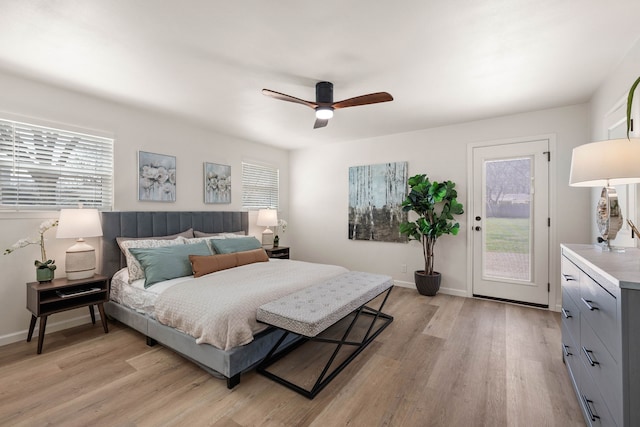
xmin=0 ymin=287 xmax=585 ymax=426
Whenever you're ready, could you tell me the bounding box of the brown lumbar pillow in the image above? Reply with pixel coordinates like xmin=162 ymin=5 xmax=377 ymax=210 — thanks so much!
xmin=189 ymin=249 xmax=269 ymax=278
xmin=235 ymin=248 xmax=269 ymax=265
xmin=189 ymin=253 xmax=238 ymax=278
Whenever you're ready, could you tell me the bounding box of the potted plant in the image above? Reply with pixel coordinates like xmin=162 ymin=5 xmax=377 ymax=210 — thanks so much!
xmin=399 ymin=174 xmax=464 ymax=296
xmin=4 ymin=219 xmax=58 ymax=282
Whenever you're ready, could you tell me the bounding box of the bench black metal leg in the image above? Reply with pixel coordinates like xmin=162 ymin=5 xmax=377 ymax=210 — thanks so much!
xmin=258 ymin=287 xmax=394 ymax=399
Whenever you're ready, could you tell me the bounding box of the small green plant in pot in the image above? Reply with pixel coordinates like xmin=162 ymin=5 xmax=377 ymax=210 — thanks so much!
xmin=399 ymin=174 xmax=464 ymax=296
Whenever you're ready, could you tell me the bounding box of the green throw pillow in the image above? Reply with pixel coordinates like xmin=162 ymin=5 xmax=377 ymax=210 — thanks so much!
xmin=129 ymin=241 xmax=212 ymax=287
xmin=210 ymin=236 xmax=262 ymax=254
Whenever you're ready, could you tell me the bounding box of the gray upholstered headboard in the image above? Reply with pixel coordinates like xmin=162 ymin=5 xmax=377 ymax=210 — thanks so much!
xmin=100 ymin=211 xmax=249 ymax=278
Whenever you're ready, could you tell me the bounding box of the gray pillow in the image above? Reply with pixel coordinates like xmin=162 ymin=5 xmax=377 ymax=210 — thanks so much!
xmin=194 ymin=230 xmax=246 ymax=238
xmin=116 ymin=228 xmax=194 ymax=245
xmin=210 ymin=236 xmax=262 ymax=254
xmin=129 ymin=241 xmax=211 ymax=287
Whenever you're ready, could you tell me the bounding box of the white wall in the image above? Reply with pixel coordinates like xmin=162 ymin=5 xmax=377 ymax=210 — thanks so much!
xmin=0 ymin=70 xmax=289 ymax=345
xmin=589 ymin=38 xmax=640 ymax=245
xmin=290 ymin=104 xmax=591 ymax=310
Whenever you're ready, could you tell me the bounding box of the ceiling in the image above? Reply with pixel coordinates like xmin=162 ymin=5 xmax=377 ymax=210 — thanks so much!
xmin=1 ymin=1 xmax=640 ymax=150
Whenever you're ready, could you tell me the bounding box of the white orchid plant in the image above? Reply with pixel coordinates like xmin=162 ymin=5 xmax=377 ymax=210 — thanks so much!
xmin=4 ymin=219 xmax=59 ymax=271
xmin=276 ymin=219 xmax=287 ymax=236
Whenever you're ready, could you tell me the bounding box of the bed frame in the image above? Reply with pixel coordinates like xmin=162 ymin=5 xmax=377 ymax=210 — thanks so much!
xmin=100 ymin=211 xmax=297 ymax=388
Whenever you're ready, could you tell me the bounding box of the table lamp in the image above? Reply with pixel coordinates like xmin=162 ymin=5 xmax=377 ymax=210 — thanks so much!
xmin=569 ymin=138 xmax=640 ymax=250
xmin=256 ymin=208 xmax=278 ymax=246
xmin=56 ymin=208 xmax=103 ymax=279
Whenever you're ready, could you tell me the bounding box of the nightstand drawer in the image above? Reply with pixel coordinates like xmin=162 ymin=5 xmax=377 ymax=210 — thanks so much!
xmin=266 ymin=246 xmax=290 ymax=259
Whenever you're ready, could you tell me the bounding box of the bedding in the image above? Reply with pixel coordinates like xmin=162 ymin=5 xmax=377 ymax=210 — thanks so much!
xmin=209 ymin=236 xmax=262 ymax=254
xmin=115 ymin=228 xmax=194 ymax=244
xmin=118 ymin=237 xmax=185 ymax=283
xmin=110 ymin=268 xmax=193 ymax=316
xmin=129 ymin=241 xmax=212 ymax=287
xmin=154 ymin=260 xmax=348 ymax=350
xmin=194 ymin=230 xmax=246 ymax=238
xmin=189 ymin=248 xmax=269 ymax=278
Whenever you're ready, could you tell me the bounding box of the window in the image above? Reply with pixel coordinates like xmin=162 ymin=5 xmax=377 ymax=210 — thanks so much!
xmin=242 ymin=161 xmax=279 ymax=210
xmin=0 ymin=119 xmax=114 ymax=209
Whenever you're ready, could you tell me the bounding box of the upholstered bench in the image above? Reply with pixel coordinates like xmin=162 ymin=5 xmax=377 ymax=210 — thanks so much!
xmin=256 ymin=271 xmax=394 ymax=398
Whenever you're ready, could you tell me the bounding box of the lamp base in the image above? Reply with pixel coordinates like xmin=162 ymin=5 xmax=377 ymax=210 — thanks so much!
xmin=594 ymin=241 xmax=626 ymax=253
xmin=262 ymin=228 xmax=274 ymax=246
xmin=65 ymin=240 xmax=96 ymax=280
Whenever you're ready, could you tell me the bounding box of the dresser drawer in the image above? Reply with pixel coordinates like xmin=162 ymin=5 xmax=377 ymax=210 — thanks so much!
xmin=580 ymin=318 xmax=622 ymax=426
xmin=578 ymin=358 xmax=617 ymax=427
xmin=561 ymin=255 xmax=581 ymax=303
xmin=579 ymin=273 xmax=619 ymax=360
xmin=561 ymin=287 xmax=580 ymax=345
xmin=561 ymin=320 xmax=580 ymax=392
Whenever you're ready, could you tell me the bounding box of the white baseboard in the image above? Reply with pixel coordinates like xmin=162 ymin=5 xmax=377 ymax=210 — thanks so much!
xmin=0 ymin=313 xmax=97 ymax=347
xmin=393 ymin=280 xmax=468 ymax=298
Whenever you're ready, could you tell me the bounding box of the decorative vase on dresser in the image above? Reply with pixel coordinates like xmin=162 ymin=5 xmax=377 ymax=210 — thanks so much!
xmin=561 ymin=244 xmax=640 ymax=427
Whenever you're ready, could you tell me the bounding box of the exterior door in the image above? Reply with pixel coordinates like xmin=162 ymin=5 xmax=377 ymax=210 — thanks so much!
xmin=472 ymin=139 xmax=550 ymax=306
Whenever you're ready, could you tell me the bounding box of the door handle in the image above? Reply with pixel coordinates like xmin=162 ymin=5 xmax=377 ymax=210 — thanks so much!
xmin=474 ymin=226 xmax=481 ymax=231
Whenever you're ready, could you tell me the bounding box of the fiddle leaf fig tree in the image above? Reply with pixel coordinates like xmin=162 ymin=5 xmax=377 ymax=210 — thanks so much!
xmin=399 ymin=174 xmax=464 ymax=275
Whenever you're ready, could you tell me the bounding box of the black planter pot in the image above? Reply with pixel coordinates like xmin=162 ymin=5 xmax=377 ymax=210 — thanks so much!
xmin=414 ymin=271 xmax=441 ymax=296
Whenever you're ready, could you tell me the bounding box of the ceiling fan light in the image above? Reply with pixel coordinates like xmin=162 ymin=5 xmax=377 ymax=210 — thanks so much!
xmin=315 ymin=107 xmax=334 ymax=120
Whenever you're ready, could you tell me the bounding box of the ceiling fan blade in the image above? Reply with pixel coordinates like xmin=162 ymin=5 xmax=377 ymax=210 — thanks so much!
xmin=313 ymin=118 xmax=329 ymax=129
xmin=332 ymin=92 xmax=393 ymax=109
xmin=261 ymin=89 xmax=317 ymax=109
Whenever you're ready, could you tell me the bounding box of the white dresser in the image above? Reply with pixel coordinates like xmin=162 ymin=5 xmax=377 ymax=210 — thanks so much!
xmin=561 ymin=244 xmax=640 ymax=427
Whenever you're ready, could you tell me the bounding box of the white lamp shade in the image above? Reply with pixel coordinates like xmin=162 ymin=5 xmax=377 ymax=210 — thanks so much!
xmin=256 ymin=209 xmax=278 ymax=227
xmin=56 ymin=208 xmax=103 ymax=238
xmin=570 ymin=138 xmax=640 ymax=187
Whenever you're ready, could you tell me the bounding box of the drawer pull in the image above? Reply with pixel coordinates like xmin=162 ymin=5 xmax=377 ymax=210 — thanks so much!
xmin=582 ymin=346 xmax=599 ymax=366
xmin=562 ymin=273 xmax=577 ymax=281
xmin=581 ymin=395 xmax=600 ymax=422
xmin=562 ymin=344 xmax=572 ymax=357
xmin=580 ymin=297 xmax=598 ymax=311
xmin=561 ymin=307 xmax=572 ymax=319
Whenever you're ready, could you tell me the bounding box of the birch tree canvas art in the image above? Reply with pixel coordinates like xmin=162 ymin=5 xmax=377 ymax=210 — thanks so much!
xmin=348 ymin=162 xmax=408 ymax=242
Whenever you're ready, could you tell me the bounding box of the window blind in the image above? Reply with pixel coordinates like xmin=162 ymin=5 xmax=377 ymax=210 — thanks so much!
xmin=0 ymin=119 xmax=114 ymax=209
xmin=242 ymin=161 xmax=279 ymax=209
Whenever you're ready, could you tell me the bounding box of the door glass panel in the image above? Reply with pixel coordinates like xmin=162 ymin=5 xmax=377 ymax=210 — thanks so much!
xmin=484 ymin=157 xmax=532 ymax=281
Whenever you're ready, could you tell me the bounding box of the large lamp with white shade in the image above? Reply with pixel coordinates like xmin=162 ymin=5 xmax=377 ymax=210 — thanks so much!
xmin=56 ymin=208 xmax=103 ymax=280
xmin=569 ymin=138 xmax=640 ymax=250
xmin=256 ymin=208 xmax=278 ymax=246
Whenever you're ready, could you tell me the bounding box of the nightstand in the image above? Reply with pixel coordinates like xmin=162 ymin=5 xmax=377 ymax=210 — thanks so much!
xmin=265 ymin=246 xmax=290 ymax=259
xmin=26 ymin=275 xmax=109 ymax=354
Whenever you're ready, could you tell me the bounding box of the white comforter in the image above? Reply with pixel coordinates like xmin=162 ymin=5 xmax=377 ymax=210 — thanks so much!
xmin=154 ymin=260 xmax=348 ymax=350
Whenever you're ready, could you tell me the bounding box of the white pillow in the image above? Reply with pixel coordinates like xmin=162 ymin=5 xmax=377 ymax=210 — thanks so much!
xmin=118 ymin=237 xmax=184 ymax=283
xmin=179 ymin=236 xmax=226 ymax=253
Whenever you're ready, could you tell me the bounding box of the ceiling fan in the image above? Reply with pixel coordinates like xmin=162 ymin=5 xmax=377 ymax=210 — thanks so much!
xmin=262 ymin=81 xmax=393 ymax=129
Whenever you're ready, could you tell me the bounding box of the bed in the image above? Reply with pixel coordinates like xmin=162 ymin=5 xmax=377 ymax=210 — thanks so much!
xmin=101 ymin=211 xmax=346 ymax=388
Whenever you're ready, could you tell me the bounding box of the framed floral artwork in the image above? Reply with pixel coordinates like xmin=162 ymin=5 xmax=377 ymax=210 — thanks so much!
xmin=204 ymin=162 xmax=231 ymax=204
xmin=138 ymin=151 xmax=176 ymax=202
